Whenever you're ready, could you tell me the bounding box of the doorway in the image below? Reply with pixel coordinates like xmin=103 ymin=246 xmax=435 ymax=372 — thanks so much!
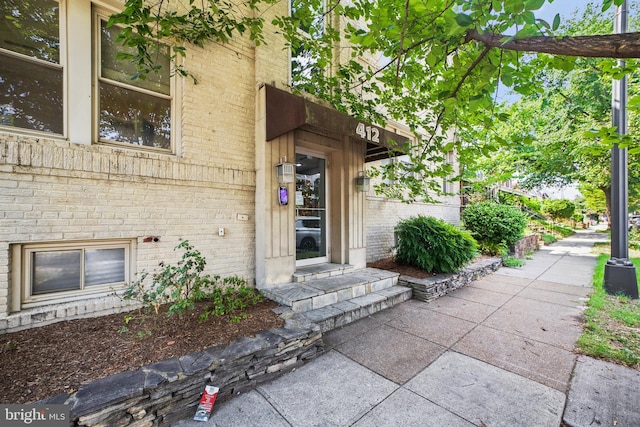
xmin=295 ymin=150 xmax=329 ymax=265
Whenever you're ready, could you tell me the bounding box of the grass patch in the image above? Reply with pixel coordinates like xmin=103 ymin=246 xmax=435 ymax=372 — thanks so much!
xmin=502 ymin=256 xmax=525 ymax=268
xmin=541 ymin=233 xmax=557 ymax=245
xmin=577 ymin=253 xmax=640 ymax=368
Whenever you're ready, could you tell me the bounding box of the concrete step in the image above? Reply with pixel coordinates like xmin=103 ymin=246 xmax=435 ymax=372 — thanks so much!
xmin=260 ymin=268 xmax=401 ymax=313
xmin=292 ymin=263 xmax=355 ymax=283
xmin=301 ymin=285 xmax=412 ymax=333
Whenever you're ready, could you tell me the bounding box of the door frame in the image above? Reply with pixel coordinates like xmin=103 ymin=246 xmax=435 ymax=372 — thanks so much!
xmin=295 ymin=147 xmax=331 ymax=267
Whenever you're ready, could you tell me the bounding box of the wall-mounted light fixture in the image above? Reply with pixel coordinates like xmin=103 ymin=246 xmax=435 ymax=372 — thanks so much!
xmin=276 ymin=156 xmax=295 ymax=184
xmin=355 ymin=171 xmax=370 ymax=192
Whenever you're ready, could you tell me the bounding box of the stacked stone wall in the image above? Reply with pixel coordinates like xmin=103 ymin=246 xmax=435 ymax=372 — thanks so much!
xmin=511 ymin=234 xmax=540 ymax=259
xmin=400 ymin=257 xmax=503 ymax=302
xmin=38 ymin=314 xmax=323 ymax=427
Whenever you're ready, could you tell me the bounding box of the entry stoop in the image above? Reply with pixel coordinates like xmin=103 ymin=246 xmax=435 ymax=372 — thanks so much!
xmin=260 ymin=265 xmax=412 ymax=333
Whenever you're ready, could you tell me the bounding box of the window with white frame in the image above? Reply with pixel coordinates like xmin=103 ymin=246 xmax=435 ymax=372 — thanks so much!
xmin=0 ymin=1 xmax=176 ymax=152
xmin=0 ymin=0 xmax=63 ymax=134
xmin=95 ymin=10 xmax=173 ymax=150
xmin=13 ymin=240 xmax=134 ymax=310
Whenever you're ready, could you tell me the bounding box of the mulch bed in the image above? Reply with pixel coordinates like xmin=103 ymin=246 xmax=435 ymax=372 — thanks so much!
xmin=0 ymin=299 xmax=283 ymax=404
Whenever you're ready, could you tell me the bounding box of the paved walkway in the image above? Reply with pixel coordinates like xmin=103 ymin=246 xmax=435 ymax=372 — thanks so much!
xmin=175 ymin=228 xmax=640 ymax=427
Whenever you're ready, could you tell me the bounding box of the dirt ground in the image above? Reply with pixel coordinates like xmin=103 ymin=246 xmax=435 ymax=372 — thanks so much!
xmin=0 ymin=299 xmax=283 ymax=404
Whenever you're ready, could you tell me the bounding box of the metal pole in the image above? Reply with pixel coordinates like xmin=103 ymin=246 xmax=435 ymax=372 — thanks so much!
xmin=603 ymin=0 xmax=638 ymax=298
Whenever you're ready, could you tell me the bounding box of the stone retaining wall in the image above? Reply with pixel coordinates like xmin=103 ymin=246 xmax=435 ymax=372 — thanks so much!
xmin=511 ymin=234 xmax=540 ymax=258
xmin=400 ymin=257 xmax=503 ymax=302
xmin=38 ymin=313 xmax=323 ymax=427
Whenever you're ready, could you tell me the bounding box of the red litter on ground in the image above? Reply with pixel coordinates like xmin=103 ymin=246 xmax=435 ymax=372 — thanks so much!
xmin=193 ymin=385 xmax=219 ymax=422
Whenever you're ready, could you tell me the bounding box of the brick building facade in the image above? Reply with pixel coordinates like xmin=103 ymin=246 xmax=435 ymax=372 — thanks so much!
xmin=0 ymin=0 xmax=459 ymax=332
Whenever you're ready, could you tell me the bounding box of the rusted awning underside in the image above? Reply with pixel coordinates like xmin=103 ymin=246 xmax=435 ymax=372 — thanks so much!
xmin=265 ymin=85 xmax=410 ymax=162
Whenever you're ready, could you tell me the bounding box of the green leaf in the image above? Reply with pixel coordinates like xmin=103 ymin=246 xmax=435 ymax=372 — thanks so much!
xmin=522 ymin=11 xmax=536 ymax=25
xmin=504 ymin=0 xmax=525 ymax=14
xmin=455 ymin=13 xmax=474 ymax=27
xmin=552 ymin=13 xmax=561 ymax=31
xmin=524 ymin=0 xmax=545 ymax=11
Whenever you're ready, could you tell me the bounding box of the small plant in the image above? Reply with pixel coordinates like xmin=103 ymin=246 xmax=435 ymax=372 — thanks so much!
xmin=477 ymin=241 xmax=508 ymax=257
xmin=199 ymin=276 xmax=262 ymax=322
xmin=502 ymin=256 xmax=525 ymax=268
xmin=395 ymin=215 xmax=477 ymax=274
xmin=462 ymin=202 xmax=527 ymax=248
xmin=122 ymin=240 xmax=263 ymax=328
xmin=123 ymin=240 xmax=217 ymax=316
xmin=541 ymin=233 xmax=558 ymax=245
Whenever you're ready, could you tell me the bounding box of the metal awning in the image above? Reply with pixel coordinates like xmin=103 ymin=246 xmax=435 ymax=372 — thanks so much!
xmin=265 ymin=85 xmax=410 ymax=162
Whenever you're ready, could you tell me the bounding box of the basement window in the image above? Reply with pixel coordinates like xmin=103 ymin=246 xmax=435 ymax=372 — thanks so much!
xmin=12 ymin=240 xmax=135 ymax=310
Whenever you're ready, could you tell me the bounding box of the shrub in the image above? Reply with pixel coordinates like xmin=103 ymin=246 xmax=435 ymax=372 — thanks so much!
xmin=477 ymin=241 xmax=508 ymax=257
xmin=395 ymin=215 xmax=478 ymax=274
xmin=542 ymin=199 xmax=575 ymax=221
xmin=123 ymin=240 xmax=261 ymax=321
xmin=462 ymin=201 xmax=527 ymax=248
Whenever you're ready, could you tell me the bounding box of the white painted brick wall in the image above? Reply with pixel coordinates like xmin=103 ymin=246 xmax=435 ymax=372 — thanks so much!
xmin=0 ymin=23 xmax=260 ymax=331
xmin=365 ymin=195 xmax=461 ymax=263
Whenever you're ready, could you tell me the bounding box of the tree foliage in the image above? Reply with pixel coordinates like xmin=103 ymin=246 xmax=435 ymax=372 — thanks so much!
xmin=467 ymin=2 xmax=640 ymax=217
xmin=109 ymin=0 xmax=638 ymax=202
xmin=542 ymin=199 xmax=576 ymax=221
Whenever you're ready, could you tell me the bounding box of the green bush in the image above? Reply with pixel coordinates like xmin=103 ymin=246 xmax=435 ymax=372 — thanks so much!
xmin=477 ymin=241 xmax=509 ymax=257
xmin=395 ymin=215 xmax=478 ymax=274
xmin=123 ymin=240 xmax=261 ymax=321
xmin=542 ymin=199 xmax=575 ymax=221
xmin=461 ymin=201 xmax=527 ymax=248
xmin=521 ymin=196 xmax=542 ymax=214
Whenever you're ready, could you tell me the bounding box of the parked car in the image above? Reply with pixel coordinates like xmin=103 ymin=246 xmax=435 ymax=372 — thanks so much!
xmin=296 ymin=216 xmax=321 ymax=251
xmin=628 ymin=214 xmax=640 ymax=231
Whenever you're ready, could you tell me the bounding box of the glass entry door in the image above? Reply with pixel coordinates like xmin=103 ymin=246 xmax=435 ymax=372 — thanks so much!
xmin=295 ymin=152 xmax=328 ymax=264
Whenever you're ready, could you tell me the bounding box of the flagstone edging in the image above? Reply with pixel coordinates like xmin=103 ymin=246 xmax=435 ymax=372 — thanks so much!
xmin=37 ymin=313 xmax=323 ymax=427
xmin=400 ymin=257 xmax=503 ymax=302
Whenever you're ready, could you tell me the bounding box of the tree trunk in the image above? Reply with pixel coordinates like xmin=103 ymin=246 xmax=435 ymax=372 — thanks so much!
xmin=467 ymin=30 xmax=640 ymax=58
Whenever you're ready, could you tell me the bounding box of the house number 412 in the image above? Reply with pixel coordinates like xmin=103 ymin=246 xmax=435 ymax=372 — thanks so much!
xmin=355 ymin=122 xmax=380 ymax=143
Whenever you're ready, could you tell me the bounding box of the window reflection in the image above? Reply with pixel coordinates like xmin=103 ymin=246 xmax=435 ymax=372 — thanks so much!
xmin=32 ymin=251 xmax=82 ymax=295
xmin=85 ymin=248 xmax=125 ymax=286
xmin=0 ymin=54 xmax=63 ymax=133
xmin=99 ymin=81 xmax=171 ymax=149
xmin=0 ymin=0 xmax=62 ymax=134
xmin=0 ymin=0 xmax=60 ymax=63
xmin=100 ymin=21 xmax=170 ymax=95
xmin=98 ymin=18 xmax=172 ymax=150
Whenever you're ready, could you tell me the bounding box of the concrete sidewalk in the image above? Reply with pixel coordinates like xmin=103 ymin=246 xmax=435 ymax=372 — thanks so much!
xmin=175 ymin=229 xmax=640 ymax=427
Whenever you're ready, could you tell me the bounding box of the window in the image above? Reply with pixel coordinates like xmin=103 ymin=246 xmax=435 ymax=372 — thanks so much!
xmin=14 ymin=240 xmax=134 ymax=310
xmin=96 ymin=12 xmax=172 ymax=150
xmin=0 ymin=1 xmax=177 ymax=151
xmin=0 ymin=0 xmax=63 ymax=134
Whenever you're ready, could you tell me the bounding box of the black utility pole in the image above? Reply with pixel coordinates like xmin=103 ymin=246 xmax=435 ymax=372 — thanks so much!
xmin=603 ymin=0 xmax=639 ymax=298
